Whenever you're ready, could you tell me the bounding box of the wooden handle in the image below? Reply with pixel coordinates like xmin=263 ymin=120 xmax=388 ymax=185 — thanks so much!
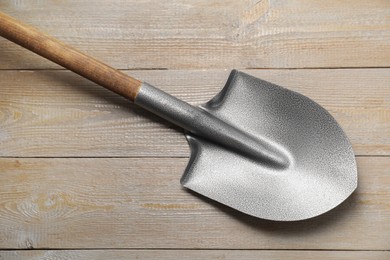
xmin=0 ymin=12 xmax=142 ymax=101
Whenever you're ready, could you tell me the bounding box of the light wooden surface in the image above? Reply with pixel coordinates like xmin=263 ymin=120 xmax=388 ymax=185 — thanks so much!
xmin=0 ymin=0 xmax=389 ymax=259
xmin=0 ymin=0 xmax=389 ymax=69
xmin=0 ymin=157 xmax=389 ymax=249
xmin=0 ymin=11 xmax=143 ymax=101
xmin=0 ymin=69 xmax=389 ymax=157
xmin=1 ymin=250 xmax=390 ymax=260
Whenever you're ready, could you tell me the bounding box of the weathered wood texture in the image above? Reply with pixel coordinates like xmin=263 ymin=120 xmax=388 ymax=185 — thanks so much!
xmin=0 ymin=157 xmax=388 ymax=249
xmin=0 ymin=12 xmax=142 ymax=101
xmin=0 ymin=69 xmax=389 ymax=157
xmin=1 ymin=250 xmax=389 ymax=260
xmin=0 ymin=0 xmax=389 ymax=69
xmin=0 ymin=0 xmax=389 ymax=256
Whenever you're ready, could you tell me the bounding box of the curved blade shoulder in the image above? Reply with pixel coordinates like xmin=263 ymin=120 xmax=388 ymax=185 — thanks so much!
xmin=181 ymin=70 xmax=357 ymax=221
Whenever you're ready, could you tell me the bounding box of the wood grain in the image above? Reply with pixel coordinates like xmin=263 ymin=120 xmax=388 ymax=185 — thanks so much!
xmin=0 ymin=12 xmax=142 ymax=101
xmin=0 ymin=157 xmax=388 ymax=250
xmin=0 ymin=0 xmax=389 ymax=70
xmin=0 ymin=69 xmax=388 ymax=157
xmin=0 ymin=0 xmax=388 ymax=255
xmin=1 ymin=250 xmax=389 ymax=260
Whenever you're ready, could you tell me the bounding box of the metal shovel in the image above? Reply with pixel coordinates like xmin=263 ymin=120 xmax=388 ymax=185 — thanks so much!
xmin=0 ymin=12 xmax=357 ymax=221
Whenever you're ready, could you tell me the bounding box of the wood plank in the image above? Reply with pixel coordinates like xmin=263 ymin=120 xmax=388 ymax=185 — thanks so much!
xmin=0 ymin=157 xmax=388 ymax=250
xmin=1 ymin=250 xmax=389 ymax=260
xmin=0 ymin=69 xmax=389 ymax=157
xmin=0 ymin=0 xmax=389 ymax=69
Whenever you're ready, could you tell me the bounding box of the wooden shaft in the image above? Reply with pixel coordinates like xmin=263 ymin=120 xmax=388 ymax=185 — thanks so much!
xmin=0 ymin=12 xmax=142 ymax=101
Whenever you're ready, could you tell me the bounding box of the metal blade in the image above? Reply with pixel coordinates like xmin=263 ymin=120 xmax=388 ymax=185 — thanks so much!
xmin=181 ymin=71 xmax=357 ymax=221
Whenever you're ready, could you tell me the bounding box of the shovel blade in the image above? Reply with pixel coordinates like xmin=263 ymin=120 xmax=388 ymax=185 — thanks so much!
xmin=181 ymin=70 xmax=357 ymax=221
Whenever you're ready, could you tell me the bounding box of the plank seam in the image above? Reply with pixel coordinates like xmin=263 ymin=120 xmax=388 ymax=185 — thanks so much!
xmin=0 ymin=248 xmax=389 ymax=251
xmin=0 ymin=67 xmax=389 ymax=72
xmin=0 ymin=155 xmax=388 ymax=159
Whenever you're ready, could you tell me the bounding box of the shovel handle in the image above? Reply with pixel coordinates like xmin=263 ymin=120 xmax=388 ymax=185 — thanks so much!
xmin=0 ymin=12 xmax=142 ymax=101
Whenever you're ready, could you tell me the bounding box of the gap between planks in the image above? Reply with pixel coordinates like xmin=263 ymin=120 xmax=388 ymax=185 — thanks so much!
xmin=0 ymin=249 xmax=389 ymax=260
xmin=0 ymin=67 xmax=390 ymax=71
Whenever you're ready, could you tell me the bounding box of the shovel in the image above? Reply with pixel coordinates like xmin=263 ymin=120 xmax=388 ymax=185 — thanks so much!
xmin=0 ymin=12 xmax=357 ymax=221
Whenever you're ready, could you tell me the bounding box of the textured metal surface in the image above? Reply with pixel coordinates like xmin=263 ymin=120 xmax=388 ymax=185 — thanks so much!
xmin=136 ymin=70 xmax=357 ymax=221
xmin=136 ymin=83 xmax=289 ymax=169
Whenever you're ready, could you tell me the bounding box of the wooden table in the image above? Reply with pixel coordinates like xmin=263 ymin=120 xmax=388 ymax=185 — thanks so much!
xmin=0 ymin=1 xmax=389 ymax=259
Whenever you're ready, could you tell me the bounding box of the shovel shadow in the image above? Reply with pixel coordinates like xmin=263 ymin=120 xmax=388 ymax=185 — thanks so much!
xmin=185 ymin=186 xmax=360 ymax=236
